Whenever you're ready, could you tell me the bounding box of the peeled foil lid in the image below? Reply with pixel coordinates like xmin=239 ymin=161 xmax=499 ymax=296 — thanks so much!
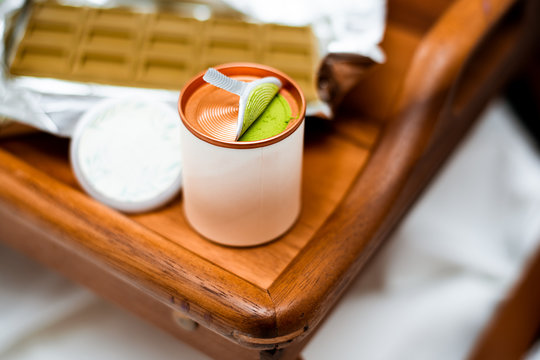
xmin=184 ymin=74 xmax=300 ymax=143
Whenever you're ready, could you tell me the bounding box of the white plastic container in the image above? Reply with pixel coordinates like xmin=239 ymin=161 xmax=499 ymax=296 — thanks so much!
xmin=178 ymin=63 xmax=306 ymax=247
xmin=71 ymin=98 xmax=183 ymax=213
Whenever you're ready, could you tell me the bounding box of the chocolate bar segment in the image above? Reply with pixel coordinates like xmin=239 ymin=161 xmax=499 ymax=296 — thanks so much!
xmin=9 ymin=2 xmax=319 ymax=100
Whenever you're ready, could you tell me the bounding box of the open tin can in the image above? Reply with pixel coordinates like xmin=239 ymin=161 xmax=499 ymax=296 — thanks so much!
xmin=178 ymin=63 xmax=306 ymax=247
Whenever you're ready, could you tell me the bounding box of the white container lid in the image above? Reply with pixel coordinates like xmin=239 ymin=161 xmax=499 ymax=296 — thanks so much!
xmin=70 ymin=97 xmax=182 ymax=213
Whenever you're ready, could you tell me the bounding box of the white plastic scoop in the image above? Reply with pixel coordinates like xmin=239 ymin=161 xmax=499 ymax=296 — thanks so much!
xmin=203 ymin=68 xmax=282 ymax=141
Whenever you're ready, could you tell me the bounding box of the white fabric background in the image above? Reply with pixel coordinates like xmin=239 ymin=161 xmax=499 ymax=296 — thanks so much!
xmin=1 ymin=99 xmax=540 ymax=359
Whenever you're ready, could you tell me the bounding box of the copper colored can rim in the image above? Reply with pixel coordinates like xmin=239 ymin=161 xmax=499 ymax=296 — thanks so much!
xmin=178 ymin=63 xmax=306 ymax=149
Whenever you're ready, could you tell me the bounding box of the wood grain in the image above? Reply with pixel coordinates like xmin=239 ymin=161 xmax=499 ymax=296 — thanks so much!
xmin=0 ymin=204 xmax=263 ymax=360
xmin=131 ymin=131 xmax=373 ymax=289
xmin=267 ymin=0 xmax=531 ymax=340
xmin=338 ymin=21 xmax=422 ymax=122
xmin=0 ymin=0 xmax=534 ymax=358
xmin=0 ymin=149 xmax=279 ymax=339
xmin=467 ymin=237 xmax=540 ymax=360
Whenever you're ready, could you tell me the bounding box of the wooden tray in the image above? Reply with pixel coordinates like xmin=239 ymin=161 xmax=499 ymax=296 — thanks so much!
xmin=0 ymin=0 xmax=536 ymax=359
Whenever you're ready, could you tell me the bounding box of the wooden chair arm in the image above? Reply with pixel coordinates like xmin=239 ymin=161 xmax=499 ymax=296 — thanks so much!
xmin=268 ymin=0 xmax=535 ymax=342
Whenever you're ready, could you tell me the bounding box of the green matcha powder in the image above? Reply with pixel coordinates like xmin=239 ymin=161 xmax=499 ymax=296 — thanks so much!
xmin=238 ymin=94 xmax=293 ymax=142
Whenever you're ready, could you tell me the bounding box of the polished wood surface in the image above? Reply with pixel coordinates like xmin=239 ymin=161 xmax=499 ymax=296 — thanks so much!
xmin=468 ymin=238 xmax=540 ymax=360
xmin=0 ymin=0 xmax=535 ymax=358
xmin=0 ymin=119 xmax=377 ymax=289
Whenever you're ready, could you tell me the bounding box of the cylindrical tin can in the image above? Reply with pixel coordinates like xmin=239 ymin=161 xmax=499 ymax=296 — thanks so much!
xmin=177 ymin=63 xmax=306 ymax=247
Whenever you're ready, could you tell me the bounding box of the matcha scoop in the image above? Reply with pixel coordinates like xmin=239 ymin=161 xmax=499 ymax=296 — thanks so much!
xmin=203 ymin=68 xmax=281 ymax=141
